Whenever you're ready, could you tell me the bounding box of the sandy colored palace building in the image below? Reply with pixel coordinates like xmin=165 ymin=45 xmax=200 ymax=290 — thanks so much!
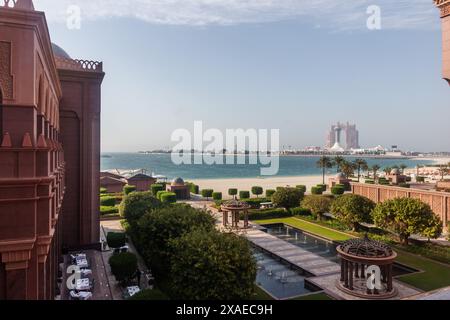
xmin=0 ymin=0 xmax=103 ymax=299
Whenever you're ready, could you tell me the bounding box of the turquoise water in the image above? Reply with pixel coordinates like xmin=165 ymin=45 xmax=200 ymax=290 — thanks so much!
xmin=101 ymin=153 xmax=433 ymax=180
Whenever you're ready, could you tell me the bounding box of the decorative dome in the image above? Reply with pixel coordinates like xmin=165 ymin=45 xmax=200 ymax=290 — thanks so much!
xmin=171 ymin=177 xmax=185 ymax=186
xmin=339 ymin=237 xmax=394 ymax=258
xmin=336 ymin=172 xmax=346 ymax=179
xmin=391 ymin=168 xmax=400 ymax=175
xmin=52 ymin=43 xmax=71 ymax=59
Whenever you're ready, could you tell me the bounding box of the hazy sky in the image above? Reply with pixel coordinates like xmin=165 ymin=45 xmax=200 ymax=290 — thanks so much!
xmin=34 ymin=0 xmax=450 ymax=152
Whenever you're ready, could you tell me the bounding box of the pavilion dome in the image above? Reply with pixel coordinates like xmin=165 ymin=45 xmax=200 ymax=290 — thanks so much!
xmin=171 ymin=177 xmax=185 ymax=186
xmin=340 ymin=237 xmax=394 ymax=258
xmin=52 ymin=43 xmax=71 ymax=59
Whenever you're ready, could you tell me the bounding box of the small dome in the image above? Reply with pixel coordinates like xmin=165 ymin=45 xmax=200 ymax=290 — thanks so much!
xmin=172 ymin=177 xmax=185 ymax=186
xmin=336 ymin=172 xmax=346 ymax=179
xmin=391 ymin=168 xmax=400 ymax=175
xmin=52 ymin=43 xmax=71 ymax=59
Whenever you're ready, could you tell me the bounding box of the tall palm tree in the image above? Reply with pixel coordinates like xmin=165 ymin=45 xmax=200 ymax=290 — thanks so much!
xmin=334 ymin=156 xmax=345 ymax=173
xmin=400 ymin=164 xmax=408 ymax=174
xmin=371 ymin=164 xmax=381 ymax=182
xmin=317 ymin=156 xmax=333 ymax=185
xmin=437 ymin=164 xmax=449 ymax=181
xmin=383 ymin=167 xmax=392 ymax=177
xmin=341 ymin=161 xmax=357 ymax=179
xmin=354 ymin=159 xmax=368 ymax=182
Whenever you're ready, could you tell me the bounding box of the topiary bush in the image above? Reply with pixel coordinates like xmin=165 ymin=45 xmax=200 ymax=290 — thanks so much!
xmin=212 ymin=192 xmax=223 ymax=201
xmin=189 ymin=184 xmax=200 ymax=195
xmin=109 ymin=252 xmax=138 ymax=282
xmin=242 ymin=208 xmax=291 ymax=220
xmin=160 ymin=192 xmax=177 ymax=204
xmin=107 ymin=232 xmax=126 ymax=249
xmin=266 ymin=189 xmax=276 ymax=198
xmin=311 ymin=186 xmax=323 ymax=195
xmin=296 ymin=185 xmax=307 ymax=193
xmin=124 ymin=185 xmax=137 ymax=195
xmin=251 ymin=186 xmax=264 ymax=198
xmin=151 ymin=184 xmax=165 ymax=196
xmin=365 ymin=180 xmax=375 ymax=184
xmin=100 ymin=206 xmax=119 ymax=216
xmin=242 ymin=198 xmax=270 ymax=209
xmin=100 ymin=196 xmax=117 ymax=207
xmin=331 ymin=185 xmax=345 ymax=195
xmin=317 ymin=184 xmax=327 ymax=192
xmin=119 ymin=191 xmax=162 ymax=224
xmin=100 ymin=187 xmax=108 ymax=194
xmin=156 ymin=190 xmax=168 ymax=200
xmin=201 ymin=189 xmax=214 ymax=200
xmin=228 ymin=188 xmax=238 ymax=199
xmin=239 ymin=191 xmax=250 ymax=199
xmin=272 ymin=187 xmax=304 ymax=209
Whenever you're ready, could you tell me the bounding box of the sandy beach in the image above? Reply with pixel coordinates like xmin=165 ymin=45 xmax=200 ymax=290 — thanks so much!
xmin=192 ymin=175 xmax=325 ymax=199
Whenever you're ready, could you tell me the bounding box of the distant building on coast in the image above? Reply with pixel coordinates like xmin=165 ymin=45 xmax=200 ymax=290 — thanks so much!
xmin=326 ymin=122 xmax=360 ymax=151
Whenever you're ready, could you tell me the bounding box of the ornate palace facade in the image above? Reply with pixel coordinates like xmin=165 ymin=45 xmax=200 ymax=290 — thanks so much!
xmin=0 ymin=0 xmax=103 ymax=299
xmin=435 ymin=0 xmax=450 ymax=84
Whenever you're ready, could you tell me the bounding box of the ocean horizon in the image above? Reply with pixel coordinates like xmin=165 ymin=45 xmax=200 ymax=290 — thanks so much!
xmin=100 ymin=153 xmax=435 ymax=180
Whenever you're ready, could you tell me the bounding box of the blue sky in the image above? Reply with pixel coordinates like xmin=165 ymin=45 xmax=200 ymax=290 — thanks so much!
xmin=34 ymin=0 xmax=450 ymax=152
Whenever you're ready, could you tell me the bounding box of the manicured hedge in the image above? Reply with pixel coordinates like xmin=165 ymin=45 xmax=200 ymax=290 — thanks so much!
xmin=242 ymin=208 xmax=291 ymax=220
xmin=296 ymin=185 xmax=307 ymax=193
xmin=416 ymin=176 xmax=425 ymax=183
xmin=266 ymin=189 xmax=276 ymax=198
xmin=228 ymin=189 xmax=238 ymax=198
xmin=365 ymin=180 xmax=375 ymax=184
xmin=201 ymin=189 xmax=214 ymax=199
xmin=290 ymin=207 xmax=312 ymax=216
xmin=156 ymin=190 xmax=167 ymax=200
xmin=311 ymin=186 xmax=323 ymax=195
xmin=100 ymin=196 xmax=117 ymax=207
xmin=212 ymin=192 xmax=223 ymax=201
xmin=317 ymin=184 xmax=327 ymax=192
xmin=109 ymin=252 xmax=138 ymax=282
xmin=124 ymin=185 xmax=137 ymax=195
xmin=100 ymin=206 xmax=119 ymax=215
xmin=161 ymin=192 xmax=177 ymax=204
xmin=242 ymin=198 xmax=270 ymax=209
xmin=331 ymin=185 xmax=345 ymax=195
xmin=239 ymin=191 xmax=250 ymax=199
xmin=189 ymin=184 xmax=200 ymax=195
xmin=107 ymin=232 xmax=126 ymax=249
xmin=100 ymin=187 xmax=108 ymax=194
xmin=398 ymin=183 xmax=410 ymax=189
xmin=151 ymin=184 xmax=165 ymax=196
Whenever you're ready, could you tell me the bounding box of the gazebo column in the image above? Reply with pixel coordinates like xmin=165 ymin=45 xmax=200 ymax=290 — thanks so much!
xmin=354 ymin=263 xmax=359 ymax=278
xmin=387 ymin=264 xmax=393 ymax=292
xmin=348 ymin=262 xmax=354 ymax=290
xmin=360 ymin=264 xmax=365 ymax=279
xmin=343 ymin=260 xmax=349 ymax=288
xmin=340 ymin=260 xmax=345 ymax=282
xmin=244 ymin=210 xmax=249 ymax=229
xmin=223 ymin=211 xmax=228 ymax=227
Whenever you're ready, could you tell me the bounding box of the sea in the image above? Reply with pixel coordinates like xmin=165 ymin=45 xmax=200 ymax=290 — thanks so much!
xmin=100 ymin=153 xmax=435 ymax=180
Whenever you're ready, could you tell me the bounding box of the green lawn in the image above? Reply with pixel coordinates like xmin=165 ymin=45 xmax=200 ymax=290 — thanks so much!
xmin=255 ymin=217 xmax=450 ymax=292
xmin=252 ymin=286 xmax=274 ymax=300
xmin=255 ymin=217 xmax=353 ymax=242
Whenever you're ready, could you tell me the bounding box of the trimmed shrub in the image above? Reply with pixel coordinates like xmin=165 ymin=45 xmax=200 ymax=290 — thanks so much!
xmin=100 ymin=206 xmax=119 ymax=215
xmin=330 ymin=194 xmax=375 ymax=231
xmin=331 ymin=185 xmax=345 ymax=195
xmin=109 ymin=252 xmax=138 ymax=282
xmin=241 ymin=208 xmax=291 ymax=221
xmin=107 ymin=232 xmax=126 ymax=249
xmin=128 ymin=289 xmax=169 ymax=300
xmin=100 ymin=187 xmax=108 ymax=194
xmin=290 ymin=207 xmax=312 ymax=216
xmin=416 ymin=176 xmax=425 ymax=183
xmin=119 ymin=191 xmax=161 ymax=224
xmin=266 ymin=189 xmax=276 ymax=198
xmin=239 ymin=191 xmax=250 ymax=199
xmin=365 ymin=180 xmax=375 ymax=184
xmin=151 ymin=184 xmax=165 ymax=196
xmin=311 ymin=186 xmax=323 ymax=195
xmin=379 ymin=179 xmax=390 ymax=185
xmin=272 ymin=187 xmax=304 ymax=209
xmin=398 ymin=183 xmax=410 ymax=189
xmin=251 ymin=186 xmax=264 ymax=198
xmin=100 ymin=196 xmax=116 ymax=207
xmin=189 ymin=184 xmax=200 ymax=195
xmin=296 ymin=185 xmax=307 ymax=193
xmin=124 ymin=185 xmax=137 ymax=195
xmin=242 ymin=198 xmax=270 ymax=209
xmin=156 ymin=190 xmax=167 ymax=200
xmin=201 ymin=189 xmax=214 ymax=200
xmin=317 ymin=184 xmax=327 ymax=192
xmin=161 ymin=192 xmax=177 ymax=204
xmin=212 ymin=192 xmax=223 ymax=201
xmin=228 ymin=189 xmax=238 ymax=199
xmin=301 ymin=195 xmax=333 ymax=221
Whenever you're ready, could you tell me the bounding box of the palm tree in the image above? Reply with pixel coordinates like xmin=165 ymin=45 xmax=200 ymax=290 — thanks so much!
xmin=437 ymin=164 xmax=449 ymax=181
xmin=371 ymin=164 xmax=381 ymax=182
xmin=341 ymin=161 xmax=357 ymax=179
xmin=400 ymin=164 xmax=408 ymax=174
xmin=354 ymin=159 xmax=368 ymax=182
xmin=383 ymin=167 xmax=392 ymax=177
xmin=317 ymin=156 xmax=333 ymax=185
xmin=334 ymin=156 xmax=345 ymax=173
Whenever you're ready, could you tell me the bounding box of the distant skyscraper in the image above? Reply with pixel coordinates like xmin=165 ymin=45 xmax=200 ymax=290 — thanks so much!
xmin=326 ymin=122 xmax=360 ymax=150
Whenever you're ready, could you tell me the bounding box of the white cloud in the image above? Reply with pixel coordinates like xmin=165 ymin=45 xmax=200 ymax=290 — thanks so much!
xmin=33 ymin=0 xmax=440 ymax=30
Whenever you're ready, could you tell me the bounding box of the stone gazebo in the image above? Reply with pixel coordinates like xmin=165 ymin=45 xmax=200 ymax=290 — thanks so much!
xmin=220 ymin=200 xmax=251 ymax=229
xmin=336 ymin=236 xmax=398 ymax=299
